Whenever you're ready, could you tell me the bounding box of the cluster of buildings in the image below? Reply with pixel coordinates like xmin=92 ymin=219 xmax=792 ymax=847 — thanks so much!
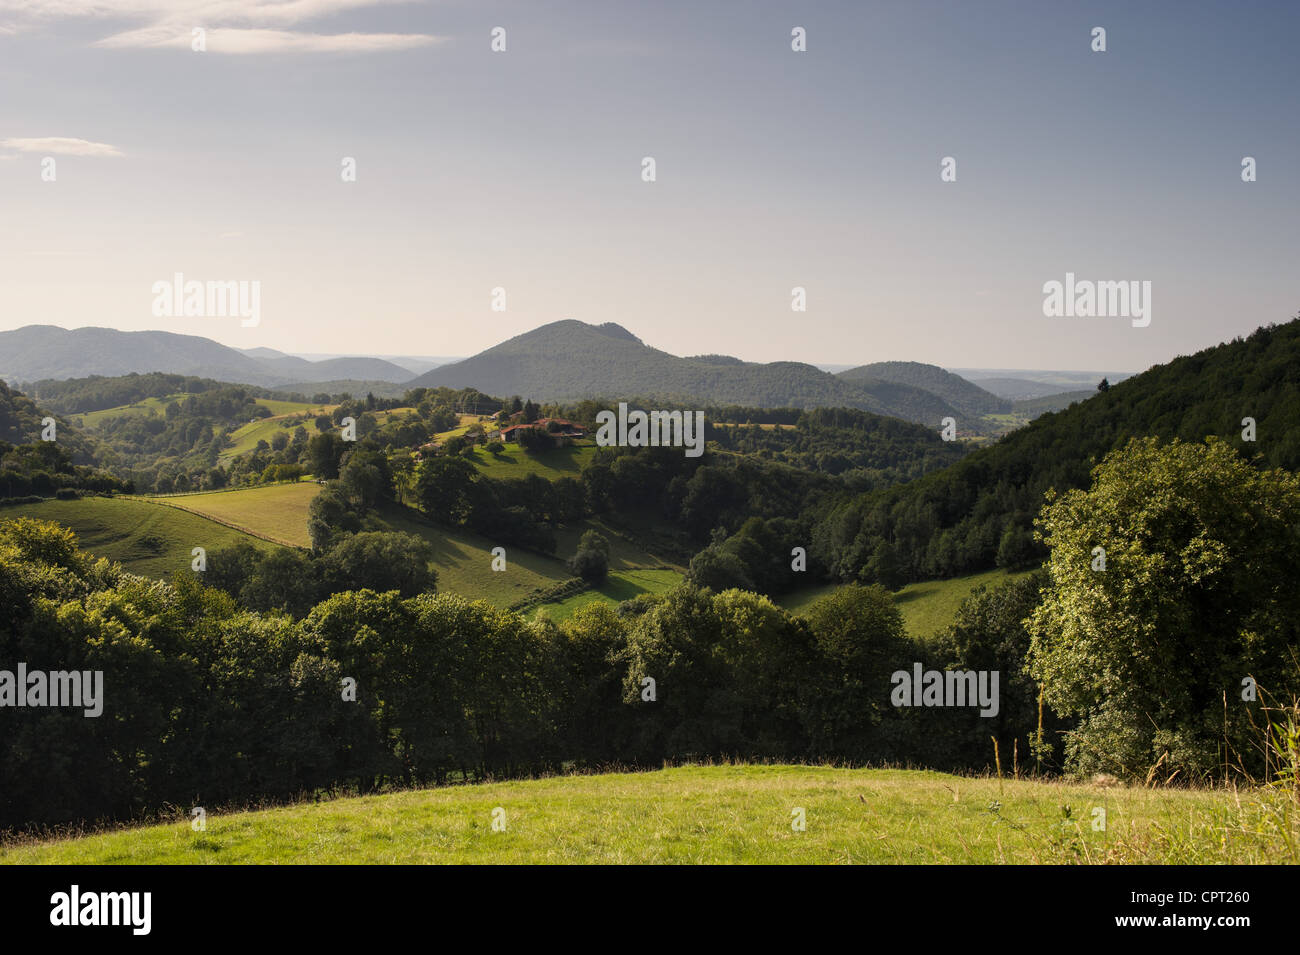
xmin=496 ymin=416 xmax=587 ymax=441
xmin=417 ymin=414 xmax=587 ymax=458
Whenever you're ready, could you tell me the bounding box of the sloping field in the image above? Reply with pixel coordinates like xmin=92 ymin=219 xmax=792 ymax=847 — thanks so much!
xmin=466 ymin=442 xmax=598 ymax=480
xmin=73 ymin=394 xmax=186 ymax=428
xmin=552 ymin=517 xmax=684 ymax=571
xmin=778 ymin=567 xmax=1034 ymax=639
xmin=254 ymin=397 xmax=329 ymax=416
xmin=221 ymin=406 xmax=407 ymax=459
xmin=891 ymin=568 xmax=1034 ymax=639
xmin=372 ymin=505 xmax=572 ymax=604
xmin=531 ymin=568 xmax=682 ymax=621
xmin=221 ymin=416 xmax=311 ymax=459
xmin=0 ymin=497 xmax=271 ymax=578
xmin=75 ymin=395 xmax=326 ymax=431
xmin=1 ymin=764 xmax=1267 ymax=865
xmin=151 ymin=482 xmax=321 ymax=548
xmin=432 ymin=413 xmax=493 ymax=442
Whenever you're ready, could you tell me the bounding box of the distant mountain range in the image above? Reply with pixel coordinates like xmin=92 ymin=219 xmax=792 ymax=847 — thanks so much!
xmin=952 ymin=368 xmax=1134 ymax=399
xmin=0 ymin=325 xmax=419 ymax=388
xmin=410 ymin=320 xmax=914 ymax=412
xmin=1 ymin=321 xmax=1095 ymax=427
xmin=408 ymin=320 xmax=1030 ymax=426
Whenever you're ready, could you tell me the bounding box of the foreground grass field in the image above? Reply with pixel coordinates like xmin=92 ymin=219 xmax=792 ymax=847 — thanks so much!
xmin=0 ymin=497 xmax=271 ymax=578
xmin=3 ymin=764 xmax=1285 ymax=865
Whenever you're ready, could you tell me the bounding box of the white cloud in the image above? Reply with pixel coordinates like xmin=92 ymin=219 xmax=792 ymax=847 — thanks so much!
xmin=0 ymin=0 xmax=438 ymax=54
xmin=0 ymin=137 xmax=122 ymax=157
xmin=95 ymin=26 xmax=438 ymax=53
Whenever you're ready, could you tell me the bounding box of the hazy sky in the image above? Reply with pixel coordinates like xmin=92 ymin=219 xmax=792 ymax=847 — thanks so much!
xmin=1 ymin=0 xmax=1296 ymax=372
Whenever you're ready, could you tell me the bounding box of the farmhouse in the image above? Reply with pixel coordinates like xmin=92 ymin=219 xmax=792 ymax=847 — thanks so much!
xmin=537 ymin=417 xmax=586 ymax=436
xmin=498 ymin=419 xmax=586 ymax=440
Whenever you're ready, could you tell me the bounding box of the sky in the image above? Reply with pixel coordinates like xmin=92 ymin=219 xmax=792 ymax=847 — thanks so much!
xmin=0 ymin=0 xmax=1296 ymax=372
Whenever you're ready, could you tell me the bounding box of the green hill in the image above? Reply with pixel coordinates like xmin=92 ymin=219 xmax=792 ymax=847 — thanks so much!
xmin=273 ymin=379 xmax=409 ymax=399
xmin=367 ymin=504 xmax=573 ymax=604
xmin=371 ymin=507 xmax=682 ymax=608
xmin=839 ymin=361 xmax=1010 ymax=417
xmin=0 ymin=496 xmax=273 ymax=578
xmin=220 ymin=404 xmax=335 ymax=459
xmin=409 ymin=320 xmax=952 ymax=424
xmin=151 ymin=482 xmax=322 ymax=548
xmin=815 ymin=319 xmax=1300 ymax=585
xmin=0 ymin=379 xmax=96 ymax=458
xmin=1 ymin=764 xmax=1265 ymax=865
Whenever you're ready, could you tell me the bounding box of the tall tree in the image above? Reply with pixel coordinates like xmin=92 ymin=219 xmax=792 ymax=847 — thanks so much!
xmin=1027 ymin=437 xmax=1300 ymax=781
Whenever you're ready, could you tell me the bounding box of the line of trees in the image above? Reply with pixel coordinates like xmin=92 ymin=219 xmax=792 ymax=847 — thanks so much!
xmin=0 ymin=514 xmax=1044 ymax=830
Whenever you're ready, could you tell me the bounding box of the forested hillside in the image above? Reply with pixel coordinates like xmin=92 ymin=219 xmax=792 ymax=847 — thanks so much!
xmin=838 ymin=361 xmax=1010 ymax=417
xmin=812 ymin=320 xmax=1300 ymax=585
xmin=0 ymin=381 xmax=126 ymax=496
xmin=29 ymin=372 xmax=302 ymax=415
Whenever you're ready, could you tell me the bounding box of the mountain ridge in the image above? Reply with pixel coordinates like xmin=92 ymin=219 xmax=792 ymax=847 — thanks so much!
xmin=0 ymin=325 xmax=414 ymax=387
xmin=409 ymin=319 xmax=978 ymax=425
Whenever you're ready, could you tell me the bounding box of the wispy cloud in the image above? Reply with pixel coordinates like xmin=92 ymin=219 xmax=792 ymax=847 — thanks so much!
xmin=0 ymin=137 xmax=122 ymax=157
xmin=0 ymin=1 xmax=439 ymax=54
xmin=95 ymin=26 xmax=438 ymax=53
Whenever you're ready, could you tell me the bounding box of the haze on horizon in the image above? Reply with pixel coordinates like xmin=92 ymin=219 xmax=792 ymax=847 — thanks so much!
xmin=1 ymin=0 xmax=1296 ymax=373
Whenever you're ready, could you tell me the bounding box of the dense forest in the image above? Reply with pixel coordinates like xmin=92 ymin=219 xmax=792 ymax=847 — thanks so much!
xmin=812 ymin=321 xmax=1300 ymax=586
xmin=0 ymin=381 xmax=128 ymax=498
xmin=29 ymin=372 xmax=301 ymax=415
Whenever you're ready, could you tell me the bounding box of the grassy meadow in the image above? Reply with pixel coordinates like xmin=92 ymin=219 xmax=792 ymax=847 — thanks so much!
xmin=892 ymin=568 xmax=1034 ymax=639
xmin=552 ymin=517 xmax=684 ymax=571
xmin=72 ymin=393 xmax=187 ymax=428
xmin=370 ymin=504 xmax=572 ymax=604
xmin=466 ymin=442 xmax=598 ymax=480
xmin=431 ymin=413 xmax=494 ymax=442
xmin=254 ymin=397 xmax=330 ymax=416
xmin=0 ymin=496 xmax=271 ymax=578
xmin=780 ymin=568 xmax=1032 ymax=639
xmin=222 ymin=415 xmax=320 ymax=460
xmin=532 ymin=568 xmax=683 ymax=621
xmin=3 ymin=764 xmax=1287 ymax=865
xmin=152 ymin=482 xmax=322 ymax=548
